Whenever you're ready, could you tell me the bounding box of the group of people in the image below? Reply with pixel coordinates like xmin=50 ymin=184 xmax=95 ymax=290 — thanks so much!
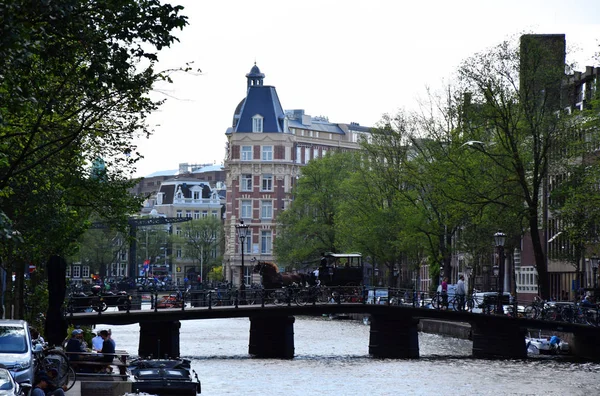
xmin=440 ymin=275 xmax=467 ymax=310
xmin=65 ymin=328 xmax=116 ymax=369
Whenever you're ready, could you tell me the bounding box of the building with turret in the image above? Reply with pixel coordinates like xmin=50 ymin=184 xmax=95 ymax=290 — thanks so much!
xmin=223 ymin=64 xmax=371 ymax=286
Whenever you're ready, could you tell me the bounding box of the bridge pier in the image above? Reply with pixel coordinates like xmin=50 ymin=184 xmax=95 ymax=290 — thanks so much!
xmin=138 ymin=320 xmax=181 ymax=359
xmin=368 ymin=314 xmax=419 ymax=358
xmin=248 ymin=316 xmax=295 ymax=359
xmin=471 ymin=320 xmax=526 ymax=359
xmin=571 ymin=328 xmax=600 ymax=361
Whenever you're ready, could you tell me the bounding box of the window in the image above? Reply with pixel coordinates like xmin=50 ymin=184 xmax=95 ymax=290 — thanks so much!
xmin=82 ymin=266 xmax=90 ymax=278
xmin=261 ymin=231 xmax=272 ymax=254
xmin=296 ymin=147 xmax=301 ymax=163
xmin=313 ymin=148 xmax=318 ymax=160
xmin=241 ymin=174 xmax=252 ymax=191
xmin=202 ymin=210 xmax=208 ymax=218
xmin=261 ymin=174 xmax=273 ymax=191
xmin=176 ymin=249 xmax=182 ymax=258
xmin=193 ymin=191 xmax=200 ymax=200
xmin=176 ymin=227 xmax=182 ymax=236
xmin=72 ymin=265 xmax=81 ymax=278
xmin=261 ymin=200 xmax=273 ymax=219
xmin=212 ymin=210 xmax=218 ymax=218
xmin=241 ymin=200 xmax=252 ymax=219
xmin=241 ymin=146 xmax=252 ymax=161
xmin=252 ymin=115 xmax=263 ymax=132
xmin=120 ymin=251 xmax=127 ymax=261
xmin=243 ymin=234 xmax=252 ymax=254
xmin=194 ymin=210 xmax=200 ymax=219
xmin=186 ymin=210 xmax=192 ymax=218
xmin=262 ymin=146 xmax=273 ymax=161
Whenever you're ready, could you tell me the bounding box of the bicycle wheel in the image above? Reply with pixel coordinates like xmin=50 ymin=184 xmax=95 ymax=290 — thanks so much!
xmin=41 ymin=349 xmax=70 ymax=386
xmin=523 ymin=305 xmax=538 ymax=319
xmin=273 ymin=289 xmax=287 ymax=306
xmin=465 ymin=297 xmax=475 ymax=312
xmin=63 ymin=365 xmax=77 ymax=391
xmin=295 ymin=290 xmax=309 ymax=306
xmin=317 ymin=288 xmax=330 ymax=304
xmin=431 ymin=294 xmax=442 ymax=310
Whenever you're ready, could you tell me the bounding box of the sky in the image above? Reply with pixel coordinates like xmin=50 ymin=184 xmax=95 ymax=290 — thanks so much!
xmin=132 ymin=0 xmax=600 ymax=178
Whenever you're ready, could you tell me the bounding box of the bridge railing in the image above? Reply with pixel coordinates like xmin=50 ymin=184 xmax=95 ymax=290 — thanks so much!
xmin=63 ymin=286 xmax=600 ymax=327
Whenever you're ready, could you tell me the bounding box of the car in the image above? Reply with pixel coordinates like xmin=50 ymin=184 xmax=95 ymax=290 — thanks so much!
xmin=0 ymin=320 xmax=34 ymax=386
xmin=0 ymin=367 xmax=27 ymax=395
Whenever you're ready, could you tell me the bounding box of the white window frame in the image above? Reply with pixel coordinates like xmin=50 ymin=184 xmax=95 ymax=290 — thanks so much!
xmin=241 ymin=200 xmax=252 ymax=219
xmin=241 ymin=145 xmax=252 ymax=161
xmin=72 ymin=265 xmax=81 ymax=278
xmin=202 ymin=210 xmax=208 ymax=218
xmin=261 ymin=174 xmax=273 ymax=192
xmin=262 ymin=146 xmax=273 ymax=161
xmin=176 ymin=210 xmax=182 ymax=218
xmin=296 ymin=147 xmax=301 ymax=164
xmin=82 ymin=266 xmax=90 ymax=278
xmin=241 ymin=174 xmax=252 ymax=191
xmin=194 ymin=210 xmax=200 ymax=219
xmin=261 ymin=200 xmax=273 ymax=219
xmin=252 ymin=115 xmax=263 ymax=133
xmin=261 ymin=230 xmax=272 ymax=254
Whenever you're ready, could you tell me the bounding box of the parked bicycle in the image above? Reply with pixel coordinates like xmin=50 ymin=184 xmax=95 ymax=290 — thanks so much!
xmin=32 ymin=342 xmax=76 ymax=391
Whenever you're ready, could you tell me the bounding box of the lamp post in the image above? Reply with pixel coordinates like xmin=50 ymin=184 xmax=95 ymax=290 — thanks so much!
xmin=494 ymin=231 xmax=506 ymax=315
xmin=591 ymin=256 xmax=599 ymax=290
xmin=235 ymin=220 xmax=250 ymax=304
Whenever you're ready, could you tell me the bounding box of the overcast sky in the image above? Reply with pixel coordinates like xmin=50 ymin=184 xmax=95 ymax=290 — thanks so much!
xmin=132 ymin=0 xmax=599 ymax=177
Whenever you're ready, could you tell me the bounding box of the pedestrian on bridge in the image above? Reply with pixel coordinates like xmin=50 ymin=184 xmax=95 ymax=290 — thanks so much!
xmin=456 ymin=275 xmax=466 ymax=311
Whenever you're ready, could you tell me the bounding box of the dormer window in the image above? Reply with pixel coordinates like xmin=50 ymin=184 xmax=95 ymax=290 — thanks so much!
xmin=252 ymin=115 xmax=263 ymax=133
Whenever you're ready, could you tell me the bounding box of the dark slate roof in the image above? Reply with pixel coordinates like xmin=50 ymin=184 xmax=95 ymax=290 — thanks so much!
xmin=234 ymin=85 xmax=286 ymax=133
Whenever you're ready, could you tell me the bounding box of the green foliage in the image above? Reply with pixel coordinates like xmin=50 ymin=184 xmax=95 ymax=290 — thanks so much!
xmin=0 ymin=0 xmax=189 ymax=317
xmin=174 ymin=217 xmax=224 ymax=275
xmin=274 ymin=151 xmax=360 ymax=267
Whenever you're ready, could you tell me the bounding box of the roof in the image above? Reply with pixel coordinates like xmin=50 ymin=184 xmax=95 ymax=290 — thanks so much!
xmin=234 ymin=85 xmax=286 ymax=133
xmin=144 ymin=169 xmax=179 ymax=178
xmin=191 ymin=164 xmax=224 ymax=173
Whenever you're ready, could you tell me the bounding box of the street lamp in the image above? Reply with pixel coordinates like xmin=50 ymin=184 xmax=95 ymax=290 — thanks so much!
xmin=591 ymin=256 xmax=599 ymax=289
xmin=494 ymin=231 xmax=506 ymax=314
xmin=235 ymin=220 xmax=250 ymax=304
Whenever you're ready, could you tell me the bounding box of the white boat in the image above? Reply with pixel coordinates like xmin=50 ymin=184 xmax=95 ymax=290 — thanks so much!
xmin=525 ymin=332 xmax=569 ymax=355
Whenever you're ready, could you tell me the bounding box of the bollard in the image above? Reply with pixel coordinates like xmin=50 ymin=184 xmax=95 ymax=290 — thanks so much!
xmin=235 ymin=289 xmax=239 ymax=309
xmin=154 ymin=291 xmax=158 ymax=313
xmin=208 ymin=291 xmax=212 ymax=310
xmin=182 ymin=291 xmax=186 ymax=311
xmin=126 ymin=295 xmax=131 ymax=314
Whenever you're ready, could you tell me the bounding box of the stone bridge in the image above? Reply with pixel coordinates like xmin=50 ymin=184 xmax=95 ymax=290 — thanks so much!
xmin=66 ymin=302 xmax=600 ymax=361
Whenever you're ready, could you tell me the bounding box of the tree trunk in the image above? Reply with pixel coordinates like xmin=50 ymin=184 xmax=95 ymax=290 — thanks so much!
xmin=529 ymin=216 xmax=549 ymax=300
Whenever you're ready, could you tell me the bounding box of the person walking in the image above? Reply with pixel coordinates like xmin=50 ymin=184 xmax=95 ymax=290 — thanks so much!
xmin=441 ymin=277 xmax=449 ymax=309
xmin=456 ymin=275 xmax=466 ymax=311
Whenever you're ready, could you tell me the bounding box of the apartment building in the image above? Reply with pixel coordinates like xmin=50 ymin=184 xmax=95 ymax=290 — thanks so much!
xmin=223 ymin=64 xmax=370 ymax=286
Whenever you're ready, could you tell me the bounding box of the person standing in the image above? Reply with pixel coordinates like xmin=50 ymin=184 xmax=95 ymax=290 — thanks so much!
xmin=456 ymin=275 xmax=466 ymax=311
xmin=441 ymin=277 xmax=449 ymax=309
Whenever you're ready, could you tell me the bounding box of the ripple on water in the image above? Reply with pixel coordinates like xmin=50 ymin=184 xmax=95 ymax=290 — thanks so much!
xmin=95 ymin=317 xmax=600 ymax=396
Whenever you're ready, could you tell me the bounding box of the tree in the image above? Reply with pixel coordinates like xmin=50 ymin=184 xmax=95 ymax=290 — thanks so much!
xmin=274 ymin=151 xmax=359 ymax=269
xmin=449 ymin=35 xmax=571 ymax=299
xmin=176 ymin=217 xmax=224 ymax=282
xmin=0 ymin=0 xmax=189 ymax=317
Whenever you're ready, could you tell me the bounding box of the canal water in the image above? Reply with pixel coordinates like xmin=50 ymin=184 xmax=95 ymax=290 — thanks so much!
xmin=98 ymin=316 xmax=600 ymax=396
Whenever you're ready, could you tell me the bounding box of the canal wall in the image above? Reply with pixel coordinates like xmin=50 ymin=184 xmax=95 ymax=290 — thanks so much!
xmin=352 ymin=314 xmax=574 ymax=345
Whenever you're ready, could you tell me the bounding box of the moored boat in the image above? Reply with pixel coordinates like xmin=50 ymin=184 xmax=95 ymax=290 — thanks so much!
xmin=525 ymin=332 xmax=569 ymax=355
xmin=129 ymin=358 xmax=201 ymax=395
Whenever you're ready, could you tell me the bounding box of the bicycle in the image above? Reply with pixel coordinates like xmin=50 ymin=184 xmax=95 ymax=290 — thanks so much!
xmin=32 ymin=342 xmax=76 ymax=391
xmin=295 ymin=284 xmax=330 ymax=306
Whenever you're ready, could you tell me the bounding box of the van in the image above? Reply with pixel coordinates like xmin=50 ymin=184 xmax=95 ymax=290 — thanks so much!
xmin=0 ymin=320 xmax=34 ymax=385
xmin=470 ymin=292 xmax=511 ymax=314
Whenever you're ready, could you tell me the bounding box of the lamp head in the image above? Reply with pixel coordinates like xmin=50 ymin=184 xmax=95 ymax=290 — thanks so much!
xmin=492 ymin=265 xmax=499 ymax=276
xmin=494 ymin=231 xmax=506 ymax=247
xmin=591 ymin=256 xmax=599 ymax=270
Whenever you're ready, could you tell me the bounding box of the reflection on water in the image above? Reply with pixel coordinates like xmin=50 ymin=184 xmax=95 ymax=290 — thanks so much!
xmin=98 ymin=316 xmax=600 ymax=396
